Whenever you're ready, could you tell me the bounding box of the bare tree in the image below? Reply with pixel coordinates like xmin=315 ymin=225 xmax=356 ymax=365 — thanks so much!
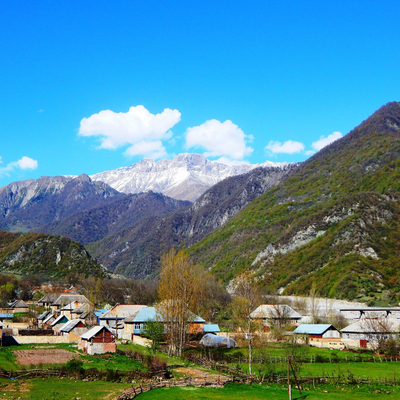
xmin=157 ymin=249 xmax=203 ymax=357
xmin=309 ymin=283 xmax=321 ymax=324
xmin=361 ymin=316 xmax=397 ymax=353
xmin=232 ymin=272 xmax=261 ymax=376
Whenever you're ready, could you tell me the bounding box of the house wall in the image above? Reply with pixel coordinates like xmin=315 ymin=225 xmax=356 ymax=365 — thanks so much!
xmin=189 ymin=322 xmax=204 ymax=335
xmin=322 ymin=330 xmax=340 ymax=339
xmin=83 ymin=342 xmax=116 ymax=355
xmin=67 ymin=328 xmax=88 ymax=343
xmin=123 ymin=323 xmax=134 ymax=341
xmin=5 ymin=322 xmax=31 ymax=335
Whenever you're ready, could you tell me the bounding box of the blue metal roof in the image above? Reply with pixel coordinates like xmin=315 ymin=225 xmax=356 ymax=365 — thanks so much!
xmin=294 ymin=324 xmax=336 ymax=335
xmin=127 ymin=306 xmax=205 ymax=323
xmin=204 ymin=324 xmax=220 ymax=333
xmin=0 ymin=313 xmax=13 ymax=319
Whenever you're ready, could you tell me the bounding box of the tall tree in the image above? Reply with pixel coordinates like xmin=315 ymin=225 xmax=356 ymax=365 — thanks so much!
xmin=232 ymin=272 xmax=261 ymax=376
xmin=157 ymin=248 xmax=202 ymax=357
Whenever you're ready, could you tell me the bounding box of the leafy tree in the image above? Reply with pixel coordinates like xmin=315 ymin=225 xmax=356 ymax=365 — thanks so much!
xmin=142 ymin=320 xmax=164 ymax=354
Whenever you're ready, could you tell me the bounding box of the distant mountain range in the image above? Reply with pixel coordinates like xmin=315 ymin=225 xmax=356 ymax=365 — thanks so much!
xmin=0 ymin=154 xmax=292 ymax=280
xmin=1 ymin=102 xmax=400 ymax=305
xmin=90 ymin=153 xmax=291 ymax=201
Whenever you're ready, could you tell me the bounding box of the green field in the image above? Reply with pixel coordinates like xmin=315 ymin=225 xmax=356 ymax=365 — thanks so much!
xmin=0 ymin=378 xmax=128 ymax=400
xmin=0 ymin=342 xmax=399 ymax=399
xmin=136 ymin=383 xmax=400 ymax=400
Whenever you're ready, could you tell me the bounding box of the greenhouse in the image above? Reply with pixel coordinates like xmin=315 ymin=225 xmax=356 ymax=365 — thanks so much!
xmin=199 ymin=333 xmax=238 ymax=348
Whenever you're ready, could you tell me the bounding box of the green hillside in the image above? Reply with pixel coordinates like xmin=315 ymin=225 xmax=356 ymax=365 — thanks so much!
xmin=0 ymin=230 xmax=106 ymax=279
xmin=190 ymin=102 xmax=400 ymax=303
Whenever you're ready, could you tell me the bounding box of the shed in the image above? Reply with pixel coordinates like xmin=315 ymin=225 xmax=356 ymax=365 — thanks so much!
xmin=78 ymin=325 xmax=116 ymax=355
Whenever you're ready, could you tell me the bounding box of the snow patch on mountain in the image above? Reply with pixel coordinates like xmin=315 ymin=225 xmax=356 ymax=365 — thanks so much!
xmin=91 ymin=153 xmax=292 ymax=201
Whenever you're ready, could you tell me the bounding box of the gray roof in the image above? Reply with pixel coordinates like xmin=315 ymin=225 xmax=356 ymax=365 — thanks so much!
xmin=81 ymin=325 xmax=113 ymax=340
xmin=341 ymin=318 xmax=400 ymax=334
xmin=99 ymin=304 xmax=146 ymax=320
xmin=9 ymin=299 xmax=29 ymax=309
xmin=43 ymin=313 xmax=56 ymax=324
xmin=60 ymin=318 xmax=85 ymax=333
xmin=37 ymin=311 xmax=51 ymax=320
xmin=38 ymin=292 xmax=62 ymax=304
xmin=250 ymin=304 xmax=302 ymax=319
xmin=51 ymin=314 xmax=69 ymax=326
xmin=52 ymin=294 xmax=89 ymax=307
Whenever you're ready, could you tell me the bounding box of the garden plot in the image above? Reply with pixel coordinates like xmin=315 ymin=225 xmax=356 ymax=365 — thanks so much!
xmin=14 ymin=349 xmax=76 ymax=365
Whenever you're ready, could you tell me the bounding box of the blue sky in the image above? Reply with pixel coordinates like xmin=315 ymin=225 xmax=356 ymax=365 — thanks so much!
xmin=1 ymin=1 xmax=399 ymax=187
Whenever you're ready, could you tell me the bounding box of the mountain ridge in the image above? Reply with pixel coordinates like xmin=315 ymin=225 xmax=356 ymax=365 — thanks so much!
xmin=90 ymin=153 xmax=292 ymax=201
xmin=189 ymin=101 xmax=400 ymax=303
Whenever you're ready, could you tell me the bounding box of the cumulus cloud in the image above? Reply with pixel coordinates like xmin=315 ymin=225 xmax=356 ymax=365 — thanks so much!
xmin=123 ymin=140 xmax=167 ymax=159
xmin=0 ymin=156 xmax=38 ymax=177
xmin=311 ymin=131 xmax=342 ymax=151
xmin=185 ymin=119 xmax=253 ymax=160
xmin=265 ymin=140 xmax=305 ymax=154
xmin=215 ymin=156 xmax=251 ymax=166
xmin=78 ymin=105 xmax=181 ymax=158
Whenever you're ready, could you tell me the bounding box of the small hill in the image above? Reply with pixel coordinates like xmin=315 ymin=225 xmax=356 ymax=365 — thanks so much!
xmin=0 ymin=230 xmax=106 ymax=279
xmin=190 ymin=102 xmax=400 ymax=303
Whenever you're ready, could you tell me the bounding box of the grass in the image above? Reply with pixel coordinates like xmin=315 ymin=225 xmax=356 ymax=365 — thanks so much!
xmin=0 ymin=377 xmax=129 ymax=400
xmin=136 ymin=382 xmax=400 ymax=400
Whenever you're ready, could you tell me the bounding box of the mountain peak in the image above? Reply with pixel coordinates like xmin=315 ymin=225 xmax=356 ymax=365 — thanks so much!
xmin=91 ymin=153 xmax=291 ymax=201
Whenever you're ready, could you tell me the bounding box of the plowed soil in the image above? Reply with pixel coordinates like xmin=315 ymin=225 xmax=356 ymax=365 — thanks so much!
xmin=14 ymin=349 xmax=76 ymax=365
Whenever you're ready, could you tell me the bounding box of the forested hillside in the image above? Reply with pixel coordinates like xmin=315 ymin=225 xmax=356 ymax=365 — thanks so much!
xmin=190 ymin=102 xmax=400 ymax=304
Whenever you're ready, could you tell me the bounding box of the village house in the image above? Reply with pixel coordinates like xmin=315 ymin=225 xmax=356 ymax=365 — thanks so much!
xmin=99 ymin=304 xmax=146 ymax=339
xmin=50 ymin=294 xmax=90 ymax=312
xmin=341 ymin=318 xmax=400 ymax=349
xmin=37 ymin=292 xmax=62 ymax=308
xmin=60 ymin=319 xmax=87 ymax=342
xmin=78 ymin=325 xmax=116 ymax=355
xmin=294 ymin=324 xmax=343 ymax=348
xmin=122 ymin=306 xmax=205 ymax=341
xmin=50 ymin=314 xmax=69 ymax=334
xmin=250 ymin=304 xmax=302 ymax=331
xmin=7 ymin=299 xmax=29 ymax=313
xmin=0 ymin=313 xmax=13 ymax=327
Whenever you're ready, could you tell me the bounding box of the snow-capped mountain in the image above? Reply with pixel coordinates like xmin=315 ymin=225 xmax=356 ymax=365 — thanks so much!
xmin=91 ymin=153 xmax=291 ymax=201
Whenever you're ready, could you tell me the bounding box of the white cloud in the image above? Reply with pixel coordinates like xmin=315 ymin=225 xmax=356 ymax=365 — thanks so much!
xmin=185 ymin=119 xmax=253 ymax=160
xmin=312 ymin=131 xmax=342 ymax=151
xmin=124 ymin=140 xmax=167 ymax=159
xmin=215 ymin=156 xmax=251 ymax=166
xmin=0 ymin=156 xmax=38 ymax=177
xmin=78 ymin=105 xmax=181 ymax=154
xmin=265 ymin=140 xmax=305 ymax=154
